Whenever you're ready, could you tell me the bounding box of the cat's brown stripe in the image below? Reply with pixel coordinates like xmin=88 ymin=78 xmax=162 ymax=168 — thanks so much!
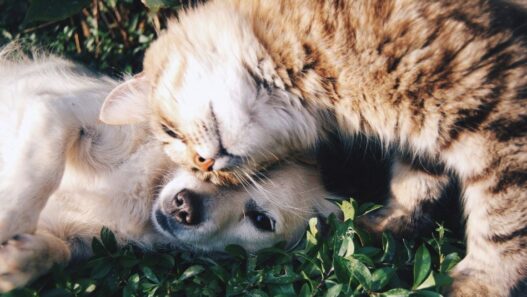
xmin=487 ymin=116 xmax=527 ymax=142
xmin=490 ymin=226 xmax=527 ymax=244
xmin=491 ymin=170 xmax=527 ymax=194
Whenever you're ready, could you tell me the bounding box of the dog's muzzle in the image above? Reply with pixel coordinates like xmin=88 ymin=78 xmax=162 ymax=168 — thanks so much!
xmin=156 ymin=189 xmax=204 ymax=233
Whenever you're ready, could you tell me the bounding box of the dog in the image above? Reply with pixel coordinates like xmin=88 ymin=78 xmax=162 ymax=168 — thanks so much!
xmin=0 ymin=48 xmax=339 ymax=292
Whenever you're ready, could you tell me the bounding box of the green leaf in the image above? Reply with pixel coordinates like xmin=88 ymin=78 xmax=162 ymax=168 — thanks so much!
xmin=119 ymin=255 xmax=141 ymax=268
xmin=356 ymin=246 xmax=382 ymax=258
xmin=141 ymin=0 xmax=180 ymax=11
xmin=358 ymin=202 xmax=383 ymax=216
xmin=339 ymin=199 xmax=357 ymax=221
xmin=402 ymin=239 xmax=414 ymax=264
xmin=247 ymin=289 xmax=269 ymax=297
xmin=323 ymin=282 xmax=342 ymax=297
xmin=333 ymin=256 xmax=351 ymax=284
xmin=268 ymin=283 xmax=296 ymax=296
xmin=307 ymin=217 xmax=319 ymax=245
xmin=179 ymin=265 xmax=205 ymax=281
xmin=337 ymin=236 xmax=355 ymax=258
xmin=371 ymin=267 xmax=395 ymax=291
xmin=38 ymin=288 xmax=72 ymax=297
xmin=415 ymin=271 xmax=436 ymax=290
xmin=354 ymin=225 xmax=373 ymax=246
xmin=433 ymin=272 xmax=453 ymax=288
xmin=413 ymin=245 xmax=432 ymax=289
xmin=24 ymin=0 xmax=90 ymax=24
xmin=308 ymin=217 xmax=319 ymax=236
xmin=225 ymin=245 xmax=247 ymax=260
xmin=413 ymin=290 xmax=443 ymax=297
xmin=381 ymin=288 xmax=411 ymax=297
xmin=347 ymin=257 xmax=372 ymax=290
xmin=142 ymin=267 xmax=160 ymax=284
xmin=380 ymin=232 xmax=397 ymax=263
xmin=91 ymin=261 xmax=112 ymax=279
xmin=298 ymin=284 xmax=312 ymax=297
xmin=440 ymin=253 xmax=461 ymax=273
xmin=91 ymin=237 xmax=107 ymax=257
xmin=351 ymin=253 xmax=374 ymax=267
xmin=100 ymin=227 xmax=118 ymax=253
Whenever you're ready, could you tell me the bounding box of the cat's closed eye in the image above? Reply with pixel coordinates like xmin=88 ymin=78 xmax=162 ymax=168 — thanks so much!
xmin=161 ymin=124 xmax=182 ymax=140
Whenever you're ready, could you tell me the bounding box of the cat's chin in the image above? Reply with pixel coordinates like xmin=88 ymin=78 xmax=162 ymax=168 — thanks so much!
xmin=191 ymin=169 xmax=245 ymax=186
xmin=189 ymin=160 xmax=277 ymax=186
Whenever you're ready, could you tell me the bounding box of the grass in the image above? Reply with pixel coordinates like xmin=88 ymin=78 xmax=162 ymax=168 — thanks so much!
xmin=0 ymin=1 xmax=466 ymax=296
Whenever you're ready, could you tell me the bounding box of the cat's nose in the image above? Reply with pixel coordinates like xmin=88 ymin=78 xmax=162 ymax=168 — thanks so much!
xmin=193 ymin=153 xmax=215 ymax=171
xmin=164 ymin=189 xmax=202 ymax=225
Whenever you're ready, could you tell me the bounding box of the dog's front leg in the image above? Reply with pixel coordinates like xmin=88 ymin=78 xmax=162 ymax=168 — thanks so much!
xmin=0 ymin=231 xmax=71 ymax=292
xmin=0 ymin=99 xmax=78 ymax=243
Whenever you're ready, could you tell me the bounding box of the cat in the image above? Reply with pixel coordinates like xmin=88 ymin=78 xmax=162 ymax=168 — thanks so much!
xmin=99 ymin=0 xmax=527 ymax=296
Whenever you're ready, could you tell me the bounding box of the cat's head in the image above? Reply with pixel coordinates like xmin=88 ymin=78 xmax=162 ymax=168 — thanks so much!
xmin=100 ymin=4 xmax=322 ymax=185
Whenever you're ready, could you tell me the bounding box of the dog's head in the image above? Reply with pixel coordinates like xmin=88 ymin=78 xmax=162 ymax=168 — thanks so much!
xmin=152 ymin=162 xmax=340 ymax=253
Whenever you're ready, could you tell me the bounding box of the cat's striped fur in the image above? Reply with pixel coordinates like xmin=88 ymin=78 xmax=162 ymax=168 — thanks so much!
xmin=100 ymin=0 xmax=527 ymax=296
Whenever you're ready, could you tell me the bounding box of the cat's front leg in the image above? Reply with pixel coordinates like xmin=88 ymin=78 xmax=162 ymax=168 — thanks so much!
xmin=0 ymin=99 xmax=77 ymax=243
xmin=447 ymin=170 xmax=527 ymax=297
xmin=0 ymin=232 xmax=70 ymax=292
xmin=357 ymin=157 xmax=449 ymax=237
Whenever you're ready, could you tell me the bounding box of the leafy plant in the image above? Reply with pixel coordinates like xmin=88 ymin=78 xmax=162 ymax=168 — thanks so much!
xmin=1 ymin=199 xmax=464 ymax=297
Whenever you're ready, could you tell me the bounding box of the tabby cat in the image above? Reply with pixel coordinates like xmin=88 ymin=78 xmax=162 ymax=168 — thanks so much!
xmin=100 ymin=0 xmax=527 ymax=296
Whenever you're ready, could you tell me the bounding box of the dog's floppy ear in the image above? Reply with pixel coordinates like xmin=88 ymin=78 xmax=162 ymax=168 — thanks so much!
xmin=99 ymin=73 xmax=150 ymax=125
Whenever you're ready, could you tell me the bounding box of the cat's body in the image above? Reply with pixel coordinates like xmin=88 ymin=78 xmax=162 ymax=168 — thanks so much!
xmin=99 ymin=0 xmax=527 ymax=296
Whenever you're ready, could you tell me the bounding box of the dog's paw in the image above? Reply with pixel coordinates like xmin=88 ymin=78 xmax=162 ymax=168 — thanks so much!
xmin=0 ymin=210 xmax=38 ymax=244
xmin=0 ymin=234 xmax=55 ymax=292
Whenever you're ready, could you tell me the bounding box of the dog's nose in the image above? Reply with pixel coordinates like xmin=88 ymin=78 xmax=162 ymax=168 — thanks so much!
xmin=193 ymin=153 xmax=215 ymax=172
xmin=164 ymin=189 xmax=202 ymax=225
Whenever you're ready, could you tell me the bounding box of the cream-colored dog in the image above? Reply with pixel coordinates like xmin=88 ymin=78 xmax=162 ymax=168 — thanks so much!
xmin=0 ymin=49 xmax=339 ymax=292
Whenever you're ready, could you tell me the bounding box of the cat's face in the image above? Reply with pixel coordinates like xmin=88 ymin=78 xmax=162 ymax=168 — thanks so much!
xmin=100 ymin=17 xmax=321 ymax=185
xmin=146 ymin=50 xmax=304 ymax=185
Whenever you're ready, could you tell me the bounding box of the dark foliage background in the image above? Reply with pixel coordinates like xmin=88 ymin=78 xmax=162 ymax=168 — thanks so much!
xmin=0 ymin=0 xmax=196 ymax=75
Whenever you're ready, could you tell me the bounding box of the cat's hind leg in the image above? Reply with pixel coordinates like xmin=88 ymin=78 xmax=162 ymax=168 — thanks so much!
xmin=357 ymin=157 xmax=450 ymax=237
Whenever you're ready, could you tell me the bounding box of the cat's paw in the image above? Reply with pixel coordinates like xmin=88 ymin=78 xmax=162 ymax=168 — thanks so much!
xmin=446 ymin=274 xmax=500 ymax=297
xmin=0 ymin=234 xmax=54 ymax=292
xmin=356 ymin=205 xmax=433 ymax=239
xmin=356 ymin=207 xmax=412 ymax=237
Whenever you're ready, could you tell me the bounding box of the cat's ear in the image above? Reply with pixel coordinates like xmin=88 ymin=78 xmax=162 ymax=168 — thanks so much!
xmin=99 ymin=73 xmax=151 ymax=125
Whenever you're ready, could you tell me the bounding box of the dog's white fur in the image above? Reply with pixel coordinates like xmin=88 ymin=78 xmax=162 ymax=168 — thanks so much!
xmin=0 ymin=48 xmax=339 ymax=292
